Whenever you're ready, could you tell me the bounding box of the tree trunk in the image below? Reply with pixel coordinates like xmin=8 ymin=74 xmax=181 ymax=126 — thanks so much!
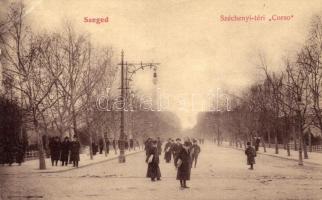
xmin=102 ymin=132 xmax=108 ymax=157
xmin=298 ymin=133 xmax=303 ymax=165
xmin=34 ymin=117 xmax=46 ymax=170
xmin=268 ymin=130 xmax=271 ymax=148
xmin=89 ymin=132 xmax=93 ymax=160
xmin=262 ymin=139 xmax=267 ymax=152
xmin=303 ymin=139 xmax=308 ymax=159
xmin=292 ymin=124 xmax=297 ymax=151
xmin=274 ymin=132 xmax=279 ymax=154
xmin=308 ymin=133 xmax=312 ymax=152
xmin=286 ymin=140 xmax=291 ymax=156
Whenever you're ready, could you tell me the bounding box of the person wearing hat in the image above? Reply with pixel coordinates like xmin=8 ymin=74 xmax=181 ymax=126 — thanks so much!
xmin=173 ymin=138 xmax=182 ymax=167
xmin=245 ymin=142 xmax=256 ymax=170
xmin=146 ymin=140 xmax=161 ymax=181
xmin=191 ymin=139 xmax=201 ymax=168
xmin=176 ymin=141 xmax=192 ymax=188
xmin=60 ymin=136 xmax=70 ymax=166
xmin=70 ymin=135 xmax=81 ymax=167
xmin=164 ymin=138 xmax=173 ymax=163
xmin=49 ymin=136 xmax=61 ymax=166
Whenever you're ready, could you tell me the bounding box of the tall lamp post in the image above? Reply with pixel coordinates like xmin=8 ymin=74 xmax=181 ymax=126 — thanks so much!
xmin=118 ymin=50 xmax=159 ymax=163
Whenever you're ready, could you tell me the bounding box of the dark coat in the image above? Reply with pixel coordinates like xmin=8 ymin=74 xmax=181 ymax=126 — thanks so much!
xmin=245 ymin=146 xmax=256 ymax=165
xmin=191 ymin=144 xmax=201 ymax=158
xmin=164 ymin=142 xmax=172 ymax=162
xmin=176 ymin=147 xmax=191 ymax=180
xmin=146 ymin=146 xmax=161 ymax=179
xmin=70 ymin=141 xmax=80 ymax=162
xmin=49 ymin=140 xmax=60 ymax=161
xmin=172 ymin=143 xmax=182 ymax=164
xmin=144 ymin=140 xmax=152 ymax=156
xmin=60 ymin=141 xmax=70 ymax=162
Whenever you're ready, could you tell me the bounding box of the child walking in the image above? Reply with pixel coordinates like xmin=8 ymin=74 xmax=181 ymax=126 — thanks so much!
xmin=245 ymin=142 xmax=256 ymax=170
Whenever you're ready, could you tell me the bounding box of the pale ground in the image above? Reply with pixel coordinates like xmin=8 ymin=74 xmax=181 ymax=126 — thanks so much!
xmin=1 ymin=143 xmax=322 ymax=200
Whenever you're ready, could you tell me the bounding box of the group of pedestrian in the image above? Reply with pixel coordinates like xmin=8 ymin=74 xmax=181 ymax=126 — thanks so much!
xmin=48 ymin=135 xmax=81 ymax=167
xmin=144 ymin=137 xmax=201 ymax=189
xmin=0 ymin=139 xmax=26 ymax=166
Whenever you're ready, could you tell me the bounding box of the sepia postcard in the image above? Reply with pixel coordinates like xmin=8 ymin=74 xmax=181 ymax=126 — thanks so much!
xmin=1 ymin=0 xmax=322 ymax=199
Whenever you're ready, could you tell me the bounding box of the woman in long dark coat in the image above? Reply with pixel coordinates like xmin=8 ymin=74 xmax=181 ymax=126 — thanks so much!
xmin=49 ymin=137 xmax=60 ymax=166
xmin=176 ymin=141 xmax=192 ymax=188
xmin=245 ymin=142 xmax=256 ymax=170
xmin=70 ymin=136 xmax=80 ymax=167
xmin=146 ymin=140 xmax=161 ymax=181
xmin=60 ymin=137 xmax=70 ymax=166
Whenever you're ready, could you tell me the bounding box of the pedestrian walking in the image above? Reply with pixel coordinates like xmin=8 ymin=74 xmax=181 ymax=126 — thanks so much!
xmin=70 ymin=136 xmax=81 ymax=167
xmin=173 ymin=138 xmax=182 ymax=167
xmin=245 ymin=142 xmax=256 ymax=170
xmin=49 ymin=136 xmax=60 ymax=166
xmin=60 ymin=137 xmax=70 ymax=166
xmin=146 ymin=140 xmax=161 ymax=181
xmin=144 ymin=138 xmax=152 ymax=157
xmin=164 ymin=138 xmax=173 ymax=163
xmin=157 ymin=137 xmax=162 ymax=155
xmin=176 ymin=141 xmax=192 ymax=189
xmin=191 ymin=139 xmax=201 ymax=168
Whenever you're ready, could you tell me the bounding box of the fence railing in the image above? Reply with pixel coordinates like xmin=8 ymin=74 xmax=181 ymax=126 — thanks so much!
xmin=24 ymin=150 xmax=39 ymax=160
xmin=265 ymin=143 xmax=322 ymax=153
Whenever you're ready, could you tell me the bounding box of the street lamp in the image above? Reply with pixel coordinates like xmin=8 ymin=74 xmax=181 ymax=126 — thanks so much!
xmin=117 ymin=50 xmax=159 ymax=163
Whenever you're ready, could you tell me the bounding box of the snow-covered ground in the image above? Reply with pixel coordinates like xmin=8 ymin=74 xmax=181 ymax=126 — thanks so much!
xmin=1 ymin=142 xmax=322 ymax=200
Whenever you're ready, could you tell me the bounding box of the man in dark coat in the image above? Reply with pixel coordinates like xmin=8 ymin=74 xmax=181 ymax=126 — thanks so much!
xmin=164 ymin=139 xmax=173 ymax=163
xmin=144 ymin=138 xmax=152 ymax=157
xmin=49 ymin=136 xmax=60 ymax=166
xmin=60 ymin=137 xmax=70 ymax=166
xmin=146 ymin=140 xmax=161 ymax=181
xmin=176 ymin=141 xmax=192 ymax=188
xmin=70 ymin=136 xmax=81 ymax=167
xmin=245 ymin=142 xmax=256 ymax=170
xmin=172 ymin=138 xmax=182 ymax=167
xmin=191 ymin=139 xmax=201 ymax=168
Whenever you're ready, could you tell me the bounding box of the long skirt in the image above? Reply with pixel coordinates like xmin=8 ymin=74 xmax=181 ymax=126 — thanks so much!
xmin=146 ymin=163 xmax=161 ymax=179
xmin=176 ymin=162 xmax=191 ymax=180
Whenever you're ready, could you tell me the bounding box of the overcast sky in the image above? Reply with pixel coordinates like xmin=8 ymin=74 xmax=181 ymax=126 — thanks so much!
xmin=14 ymin=0 xmax=322 ymax=128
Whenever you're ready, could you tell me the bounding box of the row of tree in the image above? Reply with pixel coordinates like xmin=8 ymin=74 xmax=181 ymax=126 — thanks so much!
xmin=0 ymin=3 xmax=181 ymax=169
xmin=193 ymin=15 xmax=322 ymax=165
